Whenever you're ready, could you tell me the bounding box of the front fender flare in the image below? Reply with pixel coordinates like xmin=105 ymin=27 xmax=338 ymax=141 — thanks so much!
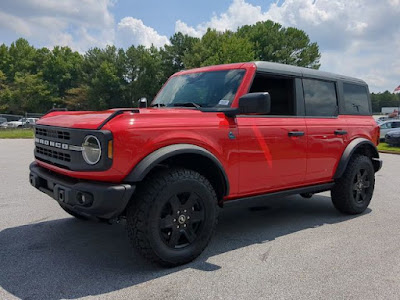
xmin=123 ymin=144 xmax=230 ymax=195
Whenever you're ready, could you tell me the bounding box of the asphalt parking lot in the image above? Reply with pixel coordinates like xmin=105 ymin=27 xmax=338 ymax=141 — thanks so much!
xmin=1 ymin=139 xmax=400 ymax=300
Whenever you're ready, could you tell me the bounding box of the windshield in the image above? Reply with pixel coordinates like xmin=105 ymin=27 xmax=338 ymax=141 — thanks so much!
xmin=153 ymin=69 xmax=245 ymax=108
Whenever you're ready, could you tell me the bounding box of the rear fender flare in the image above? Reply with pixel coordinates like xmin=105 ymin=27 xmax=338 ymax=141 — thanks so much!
xmin=334 ymin=138 xmax=380 ymax=179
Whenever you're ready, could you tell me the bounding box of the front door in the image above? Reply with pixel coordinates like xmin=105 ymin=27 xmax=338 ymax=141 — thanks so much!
xmin=236 ymin=73 xmax=307 ymax=197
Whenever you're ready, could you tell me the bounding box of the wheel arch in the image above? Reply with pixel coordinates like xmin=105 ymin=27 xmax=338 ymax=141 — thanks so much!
xmin=334 ymin=138 xmax=381 ymax=179
xmin=124 ymin=144 xmax=230 ymax=202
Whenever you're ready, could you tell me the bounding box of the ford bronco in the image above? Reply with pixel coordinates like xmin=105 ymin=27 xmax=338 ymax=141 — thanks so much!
xmin=29 ymin=61 xmax=382 ymax=266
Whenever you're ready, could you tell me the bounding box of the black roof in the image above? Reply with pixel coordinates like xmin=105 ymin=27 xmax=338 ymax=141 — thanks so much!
xmin=254 ymin=61 xmax=367 ymax=85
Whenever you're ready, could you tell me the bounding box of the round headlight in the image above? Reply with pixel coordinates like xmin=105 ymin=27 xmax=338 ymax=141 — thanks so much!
xmin=82 ymin=135 xmax=101 ymax=165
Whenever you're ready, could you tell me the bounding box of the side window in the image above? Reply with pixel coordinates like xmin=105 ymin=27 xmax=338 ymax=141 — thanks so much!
xmin=249 ymin=73 xmax=295 ymax=115
xmin=303 ymin=79 xmax=338 ymax=117
xmin=380 ymin=123 xmax=388 ymax=129
xmin=343 ymin=83 xmax=370 ymax=115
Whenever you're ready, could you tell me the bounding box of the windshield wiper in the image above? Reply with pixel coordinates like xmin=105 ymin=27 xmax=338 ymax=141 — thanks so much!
xmin=150 ymin=103 xmax=166 ymax=107
xmin=173 ymin=102 xmax=201 ymax=108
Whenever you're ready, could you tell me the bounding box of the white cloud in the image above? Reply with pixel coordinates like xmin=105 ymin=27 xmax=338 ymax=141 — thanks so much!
xmin=0 ymin=0 xmax=115 ymax=52
xmin=175 ymin=0 xmax=268 ymax=37
xmin=116 ymin=17 xmax=170 ymax=48
xmin=175 ymin=0 xmax=400 ymax=92
xmin=175 ymin=20 xmax=202 ymax=38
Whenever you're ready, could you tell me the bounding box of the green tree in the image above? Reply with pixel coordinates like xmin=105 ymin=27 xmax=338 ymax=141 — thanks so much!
xmin=42 ymin=46 xmax=83 ymax=97
xmin=161 ymin=32 xmax=199 ymax=78
xmin=371 ymin=91 xmax=400 ymax=113
xmin=125 ymin=45 xmax=164 ymax=105
xmin=237 ymin=21 xmax=320 ymax=68
xmin=63 ymin=85 xmax=90 ymax=110
xmin=7 ymin=38 xmax=37 ymax=80
xmin=183 ymin=29 xmax=255 ymax=68
xmin=5 ymin=72 xmax=56 ymax=114
xmin=0 ymin=70 xmax=11 ymax=111
xmin=82 ymin=46 xmax=127 ymax=109
xmin=0 ymin=44 xmax=10 ymax=79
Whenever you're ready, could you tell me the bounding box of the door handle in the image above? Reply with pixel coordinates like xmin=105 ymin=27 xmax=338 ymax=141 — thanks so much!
xmin=334 ymin=130 xmax=347 ymax=135
xmin=288 ymin=131 xmax=305 ymax=137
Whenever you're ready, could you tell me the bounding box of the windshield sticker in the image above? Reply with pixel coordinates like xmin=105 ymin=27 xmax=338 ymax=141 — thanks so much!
xmin=218 ymin=100 xmax=230 ymax=106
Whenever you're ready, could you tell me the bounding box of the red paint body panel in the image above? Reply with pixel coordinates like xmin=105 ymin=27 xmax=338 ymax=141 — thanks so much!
xmin=39 ymin=110 xmax=114 ymax=129
xmin=34 ymin=62 xmax=380 ymax=202
xmin=305 ymin=116 xmax=348 ymax=182
xmin=236 ymin=117 xmax=307 ymax=197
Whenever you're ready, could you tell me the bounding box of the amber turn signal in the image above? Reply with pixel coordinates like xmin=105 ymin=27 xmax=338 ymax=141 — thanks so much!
xmin=108 ymin=140 xmax=113 ymax=159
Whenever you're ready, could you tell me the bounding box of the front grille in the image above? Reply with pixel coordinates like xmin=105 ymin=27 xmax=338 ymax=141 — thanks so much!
xmin=34 ymin=124 xmax=111 ymax=171
xmin=36 ymin=146 xmax=71 ymax=162
xmin=35 ymin=127 xmax=70 ymax=140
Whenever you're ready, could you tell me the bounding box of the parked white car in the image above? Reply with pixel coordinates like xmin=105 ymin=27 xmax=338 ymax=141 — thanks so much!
xmin=6 ymin=118 xmax=39 ymax=128
xmin=379 ymin=120 xmax=400 ymax=139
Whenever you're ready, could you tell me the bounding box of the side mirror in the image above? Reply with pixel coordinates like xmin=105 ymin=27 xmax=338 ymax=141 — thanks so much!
xmin=138 ymin=97 xmax=148 ymax=108
xmin=238 ymin=92 xmax=271 ymax=114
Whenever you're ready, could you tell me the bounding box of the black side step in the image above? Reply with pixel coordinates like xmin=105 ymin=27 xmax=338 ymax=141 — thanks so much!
xmin=225 ymin=182 xmax=334 ymax=207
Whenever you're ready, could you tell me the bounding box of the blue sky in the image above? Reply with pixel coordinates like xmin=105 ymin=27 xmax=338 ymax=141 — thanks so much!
xmin=0 ymin=0 xmax=399 ymax=92
xmin=112 ymin=0 xmax=270 ymax=37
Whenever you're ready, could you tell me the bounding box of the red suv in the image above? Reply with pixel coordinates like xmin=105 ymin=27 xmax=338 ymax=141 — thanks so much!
xmin=29 ymin=62 xmax=382 ymax=266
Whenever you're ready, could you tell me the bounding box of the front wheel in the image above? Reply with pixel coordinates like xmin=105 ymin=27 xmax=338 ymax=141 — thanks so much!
xmin=126 ymin=168 xmax=218 ymax=267
xmin=331 ymin=155 xmax=375 ymax=214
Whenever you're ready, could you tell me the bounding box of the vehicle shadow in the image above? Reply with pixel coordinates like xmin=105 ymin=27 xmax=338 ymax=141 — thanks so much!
xmin=0 ymin=194 xmax=370 ymax=300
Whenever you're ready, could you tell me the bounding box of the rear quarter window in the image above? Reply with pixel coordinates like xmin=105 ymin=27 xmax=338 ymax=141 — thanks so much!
xmin=343 ymin=83 xmax=370 ymax=115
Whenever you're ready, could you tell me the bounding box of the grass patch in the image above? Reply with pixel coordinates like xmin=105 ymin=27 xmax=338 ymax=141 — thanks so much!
xmin=0 ymin=128 xmax=34 ymax=139
xmin=378 ymin=142 xmax=400 ymax=153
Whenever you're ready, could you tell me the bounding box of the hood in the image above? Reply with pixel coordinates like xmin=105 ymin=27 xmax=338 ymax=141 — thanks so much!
xmin=37 ymin=107 xmax=230 ymax=130
xmin=36 ymin=106 xmax=235 ymax=131
xmin=37 ymin=110 xmax=122 ymax=129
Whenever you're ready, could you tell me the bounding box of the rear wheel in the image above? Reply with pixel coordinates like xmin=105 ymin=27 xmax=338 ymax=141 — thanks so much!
xmin=126 ymin=168 xmax=218 ymax=267
xmin=331 ymin=155 xmax=375 ymax=214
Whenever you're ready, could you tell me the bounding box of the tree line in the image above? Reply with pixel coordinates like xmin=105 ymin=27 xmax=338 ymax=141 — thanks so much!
xmin=0 ymin=21 xmax=323 ymax=114
xmin=371 ymin=92 xmax=400 ymax=113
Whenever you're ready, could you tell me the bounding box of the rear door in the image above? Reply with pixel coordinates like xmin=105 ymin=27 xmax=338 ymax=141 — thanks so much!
xmin=236 ymin=74 xmax=307 ymax=196
xmin=303 ymin=78 xmax=347 ymax=183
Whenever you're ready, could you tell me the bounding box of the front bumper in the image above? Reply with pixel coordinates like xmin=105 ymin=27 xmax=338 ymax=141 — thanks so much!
xmin=29 ymin=162 xmax=135 ymax=219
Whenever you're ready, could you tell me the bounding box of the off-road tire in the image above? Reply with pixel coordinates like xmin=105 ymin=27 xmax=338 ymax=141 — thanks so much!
xmin=331 ymin=155 xmax=375 ymax=214
xmin=126 ymin=168 xmax=218 ymax=267
xmin=59 ymin=204 xmax=90 ymax=220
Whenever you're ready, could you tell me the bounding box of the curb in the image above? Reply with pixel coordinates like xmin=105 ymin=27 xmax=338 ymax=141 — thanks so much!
xmin=379 ymin=150 xmax=400 ymax=155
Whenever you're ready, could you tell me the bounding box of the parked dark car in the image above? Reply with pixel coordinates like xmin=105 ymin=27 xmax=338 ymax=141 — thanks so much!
xmin=0 ymin=117 xmax=7 ymax=128
xmin=385 ymin=129 xmax=400 ymax=146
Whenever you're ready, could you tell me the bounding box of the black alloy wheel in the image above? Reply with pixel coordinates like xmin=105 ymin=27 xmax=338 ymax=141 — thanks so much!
xmin=159 ymin=191 xmax=205 ymax=249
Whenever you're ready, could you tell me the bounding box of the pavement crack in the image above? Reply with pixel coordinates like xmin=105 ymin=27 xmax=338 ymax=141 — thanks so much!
xmin=261 ymin=246 xmax=272 ymax=262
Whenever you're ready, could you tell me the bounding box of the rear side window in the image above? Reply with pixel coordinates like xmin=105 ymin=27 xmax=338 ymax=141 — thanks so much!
xmin=303 ymin=79 xmax=338 ymax=117
xmin=343 ymin=83 xmax=370 ymax=115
